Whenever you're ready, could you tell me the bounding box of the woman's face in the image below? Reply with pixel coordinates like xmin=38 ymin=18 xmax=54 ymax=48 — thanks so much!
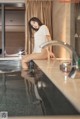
xmin=30 ymin=21 xmax=39 ymax=29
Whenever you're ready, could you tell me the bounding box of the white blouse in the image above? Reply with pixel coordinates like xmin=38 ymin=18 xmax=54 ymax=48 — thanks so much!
xmin=33 ymin=25 xmax=50 ymax=53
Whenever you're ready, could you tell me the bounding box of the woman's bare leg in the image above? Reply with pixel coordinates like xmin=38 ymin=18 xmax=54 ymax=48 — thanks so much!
xmin=21 ymin=49 xmax=47 ymax=70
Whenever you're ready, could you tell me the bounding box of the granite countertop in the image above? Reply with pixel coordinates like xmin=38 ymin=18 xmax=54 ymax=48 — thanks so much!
xmin=34 ymin=59 xmax=80 ymax=113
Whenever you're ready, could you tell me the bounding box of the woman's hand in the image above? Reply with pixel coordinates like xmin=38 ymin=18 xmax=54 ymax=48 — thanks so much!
xmin=49 ymin=52 xmax=55 ymax=58
xmin=48 ymin=51 xmax=55 ymax=60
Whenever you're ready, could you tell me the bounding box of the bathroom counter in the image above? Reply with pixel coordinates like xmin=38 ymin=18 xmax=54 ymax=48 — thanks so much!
xmin=34 ymin=59 xmax=80 ymax=113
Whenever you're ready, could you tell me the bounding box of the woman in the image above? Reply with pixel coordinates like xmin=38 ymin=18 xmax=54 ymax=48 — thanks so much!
xmin=22 ymin=17 xmax=55 ymax=70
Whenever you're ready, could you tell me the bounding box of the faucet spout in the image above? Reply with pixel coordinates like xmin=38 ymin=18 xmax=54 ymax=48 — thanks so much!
xmin=40 ymin=40 xmax=79 ymax=79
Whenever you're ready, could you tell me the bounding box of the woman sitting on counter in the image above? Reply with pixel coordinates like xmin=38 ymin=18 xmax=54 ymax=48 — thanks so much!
xmin=22 ymin=17 xmax=55 ymax=70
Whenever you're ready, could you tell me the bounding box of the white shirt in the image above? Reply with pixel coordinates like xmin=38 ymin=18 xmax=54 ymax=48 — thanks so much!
xmin=33 ymin=25 xmax=50 ymax=53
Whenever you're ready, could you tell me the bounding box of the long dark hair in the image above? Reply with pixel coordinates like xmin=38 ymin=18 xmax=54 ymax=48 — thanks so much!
xmin=28 ymin=17 xmax=43 ymax=38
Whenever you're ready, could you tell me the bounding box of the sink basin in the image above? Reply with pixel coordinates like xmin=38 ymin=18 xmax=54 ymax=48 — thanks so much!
xmin=0 ymin=60 xmax=21 ymax=73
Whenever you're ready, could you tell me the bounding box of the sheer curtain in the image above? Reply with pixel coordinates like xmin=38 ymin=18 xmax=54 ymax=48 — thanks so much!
xmin=25 ymin=0 xmax=53 ymax=54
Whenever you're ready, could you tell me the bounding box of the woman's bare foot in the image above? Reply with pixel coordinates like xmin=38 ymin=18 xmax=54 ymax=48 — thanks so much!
xmin=22 ymin=68 xmax=28 ymax=71
xmin=21 ymin=58 xmax=29 ymax=70
xmin=21 ymin=69 xmax=28 ymax=78
xmin=22 ymin=65 xmax=28 ymax=71
xmin=22 ymin=63 xmax=29 ymax=71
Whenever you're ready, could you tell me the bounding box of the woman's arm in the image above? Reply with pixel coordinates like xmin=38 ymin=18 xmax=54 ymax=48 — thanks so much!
xmin=46 ymin=35 xmax=55 ymax=59
xmin=46 ymin=35 xmax=52 ymax=51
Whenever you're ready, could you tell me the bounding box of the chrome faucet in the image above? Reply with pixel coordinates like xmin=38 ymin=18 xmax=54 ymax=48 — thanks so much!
xmin=40 ymin=40 xmax=79 ymax=79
